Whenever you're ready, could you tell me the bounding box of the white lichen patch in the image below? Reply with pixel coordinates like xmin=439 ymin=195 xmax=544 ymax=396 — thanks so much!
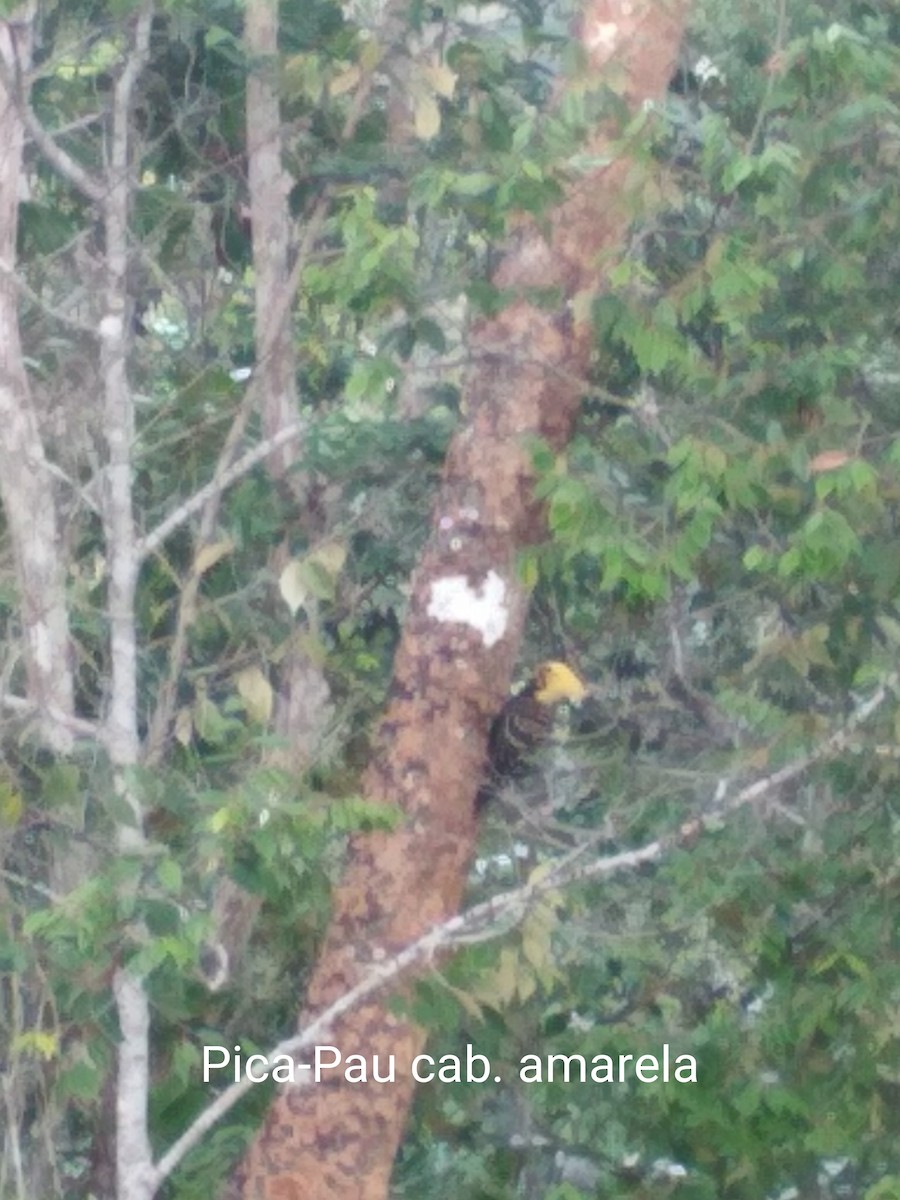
xmin=427 ymin=570 xmax=509 ymax=647
xmin=98 ymin=313 xmax=124 ymax=341
xmin=585 ymin=21 xmax=619 ymax=55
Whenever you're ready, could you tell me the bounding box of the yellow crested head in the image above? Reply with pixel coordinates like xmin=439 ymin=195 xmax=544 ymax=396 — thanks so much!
xmin=531 ymin=661 xmax=587 ymax=706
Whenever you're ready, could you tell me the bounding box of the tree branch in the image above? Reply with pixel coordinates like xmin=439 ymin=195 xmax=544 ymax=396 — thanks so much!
xmin=22 ymin=104 xmax=106 ymax=202
xmin=0 ymin=690 xmax=98 ymax=738
xmin=0 ymin=257 xmax=98 ymax=333
xmin=0 ymin=35 xmax=105 ymax=203
xmin=137 ymin=418 xmax=305 ymax=561
xmin=141 ymin=399 xmax=303 ymax=765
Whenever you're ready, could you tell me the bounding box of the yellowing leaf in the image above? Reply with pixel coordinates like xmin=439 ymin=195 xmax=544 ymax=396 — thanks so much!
xmin=194 ymin=539 xmax=234 ymax=576
xmin=234 ymin=666 xmax=274 ymax=724
xmin=279 ymin=560 xmax=309 ymax=617
xmin=174 ymin=706 xmax=193 ymax=747
xmin=422 ymin=60 xmax=457 ymax=98
xmin=495 ymin=946 xmax=522 ymax=1005
xmin=280 ymin=545 xmax=346 ymax=616
xmin=0 ymin=779 xmax=23 ymax=825
xmin=359 ymin=39 xmax=384 ymax=71
xmin=309 ymin=540 xmax=348 ymax=579
xmin=414 ymin=93 xmax=441 ymax=141
xmin=283 ymin=53 xmax=323 ymax=102
xmin=472 ymin=945 xmax=519 ymax=1007
xmin=810 ymin=449 xmax=852 ymax=473
xmin=518 ymin=548 xmax=540 ymax=590
xmin=526 ymin=861 xmax=560 ymax=888
xmin=517 ymin=963 xmax=537 ymax=1003
xmin=520 ymin=894 xmax=561 ymax=989
xmin=470 ymin=945 xmax=544 ymax=1008
xmin=209 ymin=806 xmax=233 ymax=834
xmin=14 ymin=1030 xmax=59 ymax=1060
xmin=330 ymin=64 xmax=361 ymax=97
xmin=569 ymin=287 xmax=594 ymax=325
xmin=521 ymin=923 xmax=551 ymax=973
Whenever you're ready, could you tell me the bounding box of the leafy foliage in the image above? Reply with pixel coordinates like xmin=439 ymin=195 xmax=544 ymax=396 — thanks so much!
xmin=3 ymin=0 xmax=900 ymax=1197
xmin=395 ymin=2 xmax=900 ymax=1198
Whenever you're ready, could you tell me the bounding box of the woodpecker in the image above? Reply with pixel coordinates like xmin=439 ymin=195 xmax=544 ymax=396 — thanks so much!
xmin=476 ymin=661 xmax=587 ymax=810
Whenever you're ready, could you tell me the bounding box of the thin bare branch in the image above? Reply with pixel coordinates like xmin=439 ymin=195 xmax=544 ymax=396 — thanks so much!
xmin=142 ymin=401 xmax=256 ymax=764
xmin=0 ymin=691 xmax=99 ymax=738
xmin=0 ymin=258 xmax=98 ymax=333
xmin=747 ymin=0 xmax=789 ymax=156
xmin=137 ymin=418 xmax=305 ymax=560
xmin=0 ymin=42 xmax=104 ymax=202
xmin=22 ymin=109 xmax=106 ymax=201
xmin=0 ymin=867 xmax=59 ymax=901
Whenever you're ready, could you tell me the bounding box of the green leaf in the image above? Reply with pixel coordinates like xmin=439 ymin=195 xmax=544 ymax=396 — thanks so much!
xmin=157 ymin=858 xmax=183 ymax=894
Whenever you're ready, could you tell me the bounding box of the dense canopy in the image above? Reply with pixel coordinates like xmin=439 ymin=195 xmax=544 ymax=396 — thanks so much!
xmin=1 ymin=0 xmax=900 ymax=1198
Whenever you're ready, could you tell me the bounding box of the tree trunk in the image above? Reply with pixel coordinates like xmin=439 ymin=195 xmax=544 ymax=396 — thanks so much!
xmin=0 ymin=4 xmax=75 ymax=752
xmin=237 ymin=2 xmax=689 ymax=1196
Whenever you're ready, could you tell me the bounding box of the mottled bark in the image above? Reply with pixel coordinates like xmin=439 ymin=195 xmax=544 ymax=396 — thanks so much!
xmin=201 ymin=0 xmax=337 ymax=991
xmin=238 ymin=2 xmax=689 ymax=1197
xmin=97 ymin=10 xmax=155 ymax=1198
xmin=245 ymin=0 xmax=299 ymax=486
xmin=0 ymin=5 xmax=75 ymax=751
xmin=245 ymin=0 xmax=334 ymax=762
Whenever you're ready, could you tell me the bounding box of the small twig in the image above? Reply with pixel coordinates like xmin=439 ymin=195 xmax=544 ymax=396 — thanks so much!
xmin=746 ymin=0 xmax=788 ymax=156
xmin=0 ymin=867 xmax=59 ymax=902
xmin=0 ymin=691 xmax=99 ymax=739
xmin=137 ymin=419 xmax=305 ymax=560
xmin=24 ymin=108 xmax=105 ymax=201
xmin=0 ymin=259 xmax=97 ymax=333
xmin=141 ymin=379 xmax=289 ymax=763
xmin=0 ymin=45 xmax=105 ymax=203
